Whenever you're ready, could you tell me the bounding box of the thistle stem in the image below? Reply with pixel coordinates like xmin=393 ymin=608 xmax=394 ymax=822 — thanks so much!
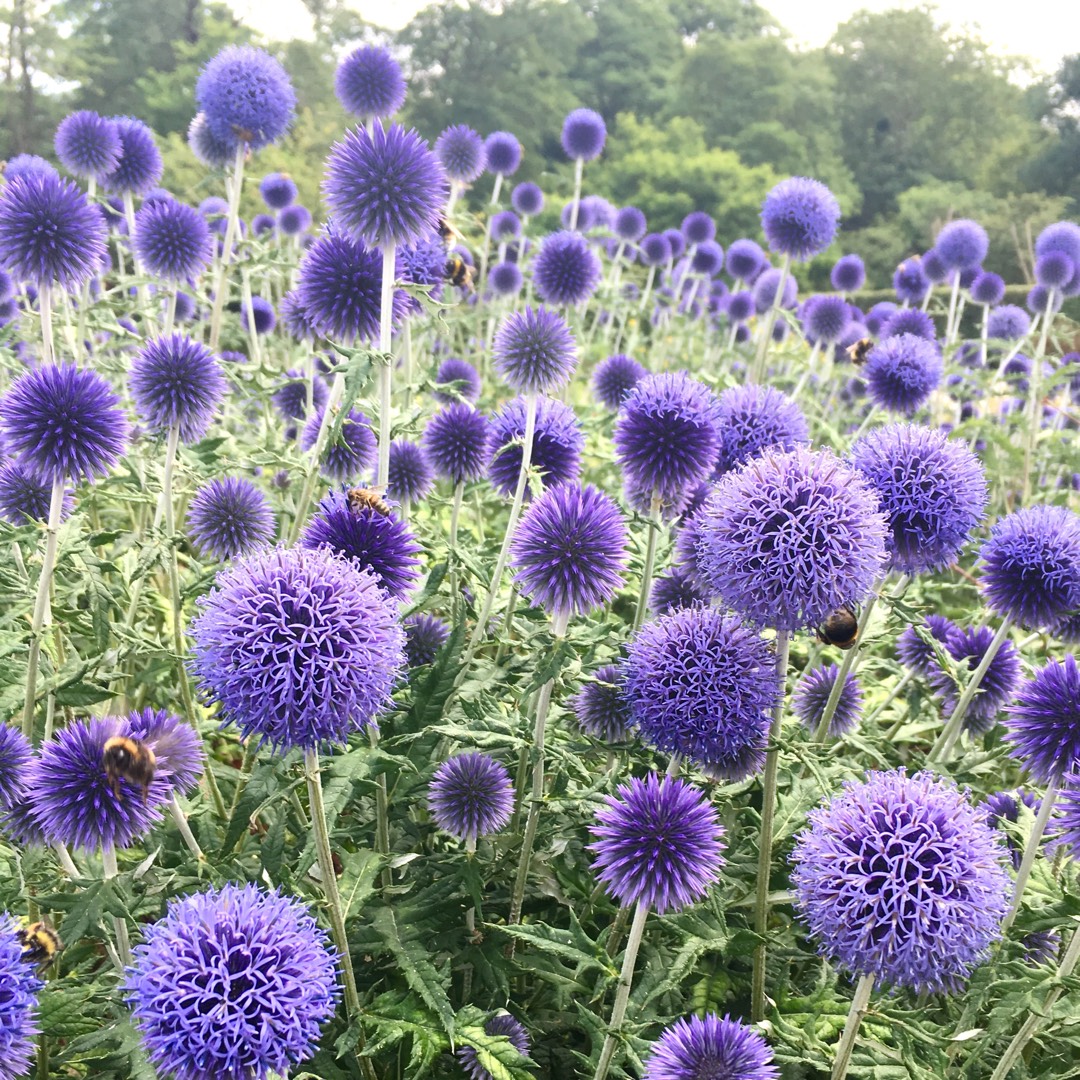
xmin=632 ymin=493 xmax=663 ymax=632
xmin=208 ymin=141 xmax=247 ymax=352
xmin=1022 ymin=294 xmax=1055 ymax=505
xmin=1000 ymin=780 xmax=1060 ymax=934
xmin=371 ymin=727 xmax=392 ymax=888
xmin=750 ymin=252 xmax=791 ymax=384
xmin=944 ymin=271 xmax=961 ymax=346
xmin=101 ymin=845 xmax=131 ymax=967
xmin=592 ymin=900 xmax=650 ymax=1080
xmin=168 ymin=794 xmax=205 ymax=862
xmin=287 ymin=372 xmax=345 ymax=545
xmin=569 ymin=157 xmax=584 ymax=232
xmin=831 ymin=973 xmax=875 ymax=1080
xmin=38 ymin=283 xmax=54 ymax=366
xmin=376 ymin=244 xmax=396 ymax=486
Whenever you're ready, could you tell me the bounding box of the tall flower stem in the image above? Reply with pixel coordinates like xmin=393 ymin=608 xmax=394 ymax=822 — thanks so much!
xmin=927 ymin=617 xmax=1013 ymax=762
xmin=370 ymin=727 xmax=392 ymax=889
xmin=632 ymin=493 xmax=663 ymax=632
xmin=376 ymin=244 xmax=397 ymax=486
xmin=592 ymin=899 xmax=650 ymax=1080
xmin=38 ymin=283 xmax=54 ymax=366
xmin=1022 ymin=294 xmax=1055 ymax=505
xmin=208 ymin=141 xmax=247 ymax=352
xmin=831 ymin=973 xmax=875 ymax=1080
xmin=168 ymin=794 xmax=205 ymax=862
xmin=752 ymin=628 xmax=791 ymax=1022
xmin=508 ymin=610 xmax=570 ymax=928
xmin=568 ymin=158 xmax=585 ymax=232
xmin=490 ymin=172 xmax=504 ymax=208
xmin=101 ymin=844 xmax=131 ymax=967
xmin=241 ymin=266 xmax=262 ymax=367
xmin=944 ymin=271 xmax=962 ymax=346
xmin=22 ymin=480 xmax=66 ymax=740
xmin=1000 ymin=781 xmax=1060 ymax=934
xmin=287 ymin=372 xmax=346 ymax=545
xmin=750 ymin=253 xmax=791 ymax=384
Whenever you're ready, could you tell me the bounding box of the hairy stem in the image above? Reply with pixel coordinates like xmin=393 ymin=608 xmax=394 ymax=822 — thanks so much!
xmin=831 ymin=973 xmax=875 ymax=1080
xmin=592 ymin=900 xmax=650 ymax=1080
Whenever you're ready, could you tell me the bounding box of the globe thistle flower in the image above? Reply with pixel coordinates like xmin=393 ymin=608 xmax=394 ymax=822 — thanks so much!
xmin=129 ymin=334 xmax=227 ymax=444
xmin=196 ymin=46 xmax=295 ymax=151
xmin=864 ymin=333 xmax=943 ymax=415
xmin=864 ymin=302 xmax=896 ymax=337
xmin=335 ymin=44 xmax=405 ymax=121
xmin=0 ymin=727 xmax=31 ymax=810
xmin=760 ymin=176 xmax=840 ymax=262
xmin=0 ymin=363 xmax=128 ymax=484
xmin=929 ymin=625 xmax=1020 ymax=736
xmin=510 ymin=482 xmax=628 ymax=618
xmin=651 ymin=565 xmax=709 ymax=615
xmin=259 ymin=172 xmax=296 ymax=210
xmin=724 ymin=237 xmax=765 ymax=282
xmin=791 ymin=769 xmax=1011 ymax=993
xmin=1027 ymin=283 xmax=1063 ymax=316
xmin=251 ymin=212 xmax=274 ymax=236
xmin=5 ymin=155 xmax=56 ymax=185
xmin=624 ymin=607 xmax=778 ymax=778
xmin=849 ymin=423 xmax=987 ymax=575
xmin=458 ymin=1014 xmax=531 ymax=1079
xmin=561 ymin=108 xmax=606 ymax=161
xmin=980 ymin=505 xmax=1080 ymax=630
xmin=801 ymin=294 xmax=850 ymax=344
xmin=613 ymin=205 xmax=646 ymax=242
xmin=124 ymin=708 xmax=204 ymax=798
xmin=830 ymin=253 xmax=865 ymax=293
xmin=569 ymin=665 xmax=633 ymax=743
xmin=487 ymin=396 xmax=583 ymax=500
xmin=98 ymin=116 xmax=162 ymax=196
xmin=751 ymin=267 xmax=798 ymax=314
xmin=191 ymin=546 xmax=404 ymax=749
xmin=532 ymin=230 xmax=602 ymax=306
xmin=299 ymin=406 xmax=377 ymax=481
xmin=433 ymin=357 xmax=482 ymax=404
xmin=896 ymin=614 xmax=958 ymax=674
xmin=0 ymin=461 xmax=73 ymax=526
xmin=511 ymin=181 xmax=543 ymax=216
xmin=615 ymin=371 xmax=721 ymax=510
xmin=794 ymin=665 xmax=863 ymax=738
xmin=0 ymin=917 xmax=41 ymax=1079
xmin=404 ymin=612 xmax=450 ymax=667
xmin=300 ymin=488 xmax=421 ymax=600
xmin=713 ymin=384 xmax=808 ymax=477
xmin=481 ymin=132 xmax=521 ymax=178
xmin=1004 ymin=655 xmax=1080 ymax=784
xmin=272 ymin=369 xmax=328 ymax=422
xmin=644 ymin=1014 xmax=779 ymax=1080
xmin=324 ymin=121 xmax=447 ymax=249
xmin=681 ymin=210 xmax=716 ymax=245
xmin=983 ymin=788 xmax=1040 ymax=867
xmin=725 ymin=291 xmax=754 ymax=324
xmin=1035 ymin=251 xmax=1074 ymax=291
xmin=689 ymin=240 xmax=723 ymax=277
xmin=187 ymin=476 xmax=276 ymax=561
xmin=187 ymin=112 xmax=232 ymax=169
xmin=428 ymin=752 xmax=514 ymax=844
xmin=423 ymin=403 xmax=490 ymax=484
xmin=489 ymin=260 xmax=523 ymax=297
xmin=278 ymin=203 xmax=312 ymax=236
xmin=589 ymin=774 xmax=725 ymax=913
xmin=397 ymin=231 xmax=446 ymax=308
xmin=126 ymin=883 xmax=336 ymax=1080
xmin=54 ymin=110 xmax=120 ymax=180
xmin=935 ymin=219 xmax=989 ymax=273
xmin=0 ymin=172 xmax=107 ymax=290
xmin=492 ymin=306 xmax=577 ymax=394
xmin=697 ymin=446 xmax=888 ymax=633
xmin=592 ymin=353 xmax=646 ymax=410
xmin=987 ymin=304 xmax=1030 ymax=341
xmin=880 ymin=307 xmax=935 ymax=342
xmin=489 ymin=210 xmax=521 ymax=242
xmin=240 ymin=295 xmax=275 ymax=335
xmin=970 ymin=271 xmax=1005 ymax=306
xmin=132 ymin=199 xmax=213 ymax=283
xmin=637 ymin=233 xmax=670 ymax=268
xmin=435 ymin=124 xmax=486 ymax=183
xmin=892 ymin=257 xmax=930 ymax=304
xmin=387 ymin=439 xmax=434 ymax=505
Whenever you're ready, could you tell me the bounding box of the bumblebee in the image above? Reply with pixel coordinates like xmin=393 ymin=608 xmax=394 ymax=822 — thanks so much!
xmin=103 ymin=736 xmax=157 ymax=803
xmin=346 ymin=486 xmax=391 ymax=517
xmin=846 ymin=337 xmax=874 ymax=366
xmin=445 ymin=255 xmax=475 ymax=292
xmin=437 ymin=217 xmax=463 ymax=246
xmin=816 ymin=606 xmax=859 ymax=650
xmin=18 ymin=922 xmax=61 ymax=968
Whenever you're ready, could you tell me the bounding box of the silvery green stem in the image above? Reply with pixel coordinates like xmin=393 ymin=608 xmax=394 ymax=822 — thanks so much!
xmin=849 ymin=403 xmax=879 ymax=443
xmin=980 ymin=303 xmax=990 ymax=369
xmin=370 ymin=727 xmax=392 ymax=889
xmin=449 ymin=480 xmax=465 ymax=616
xmin=569 ymin=157 xmax=584 ymax=231
xmin=38 ymin=283 xmax=54 ymax=366
xmin=54 ymin=843 xmax=79 ymax=878
xmin=377 ymin=244 xmax=396 ymax=486
xmin=208 ymin=141 xmax=247 ymax=352
xmin=163 ymin=288 xmax=177 ymax=337
xmin=241 ymin=266 xmax=262 ymax=366
xmin=944 ymin=271 xmax=961 ymax=346
xmin=287 ymin=371 xmax=345 ymax=545
xmin=169 ymin=794 xmax=204 ymax=861
xmin=750 ymin=252 xmax=791 ymax=384
xmin=920 ymin=284 xmax=933 ymax=312
xmin=22 ymin=480 xmax=65 ymax=739
xmin=592 ymin=900 xmax=650 ymax=1080
xmin=632 ymin=493 xmax=663 ymax=632
xmin=1000 ymin=780 xmax=1059 ymax=934
xmin=752 ymin=628 xmax=790 ymax=1022
xmin=446 ymin=181 xmax=461 ymax=217
xmin=872 ymin=670 xmax=915 ymax=734
xmin=490 ymin=171 xmax=504 ymax=207
xmin=831 ymin=973 xmax=875 ymax=1080
xmin=638 ymin=264 xmax=656 ymax=313
xmin=101 ymin=844 xmax=131 ymax=967
xmin=1022 ymin=293 xmax=1055 ymax=505
xmin=402 ymin=318 xmax=414 ymax=411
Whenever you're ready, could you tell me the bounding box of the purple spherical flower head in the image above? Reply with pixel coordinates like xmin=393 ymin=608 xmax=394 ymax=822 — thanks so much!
xmin=510 ymin=482 xmax=627 ymax=619
xmin=725 ymin=237 xmax=765 ymax=282
xmin=726 ymin=291 xmax=754 ymax=323
xmin=697 ymin=446 xmax=888 ymax=633
xmin=1035 ymin=222 xmax=1080 ymax=292
xmin=0 ymin=461 xmax=73 ymax=526
xmin=101 ymin=116 xmax=163 ymax=195
xmin=490 ymin=260 xmax=523 ymax=297
xmin=0 ymin=917 xmax=41 ymax=1079
xmin=196 ymin=45 xmax=295 ymax=151
xmin=278 ymin=203 xmax=312 ymax=236
xmin=397 ymin=230 xmax=446 ymax=308
xmin=489 ymin=210 xmax=521 ymax=242
xmin=1005 ymin=655 xmax=1080 ymax=784
xmin=0 ymin=173 xmax=107 ymax=290
xmin=880 ymin=307 xmax=935 ymax=343
xmin=624 ymin=607 xmax=779 ymax=778
xmin=435 ymin=124 xmax=486 ymax=183
xmin=28 ymin=716 xmax=170 ymax=851
xmin=187 ymin=112 xmax=232 ymax=169
xmin=589 ymin=774 xmax=725 ymax=913
xmin=423 ymin=403 xmax=490 ymax=484
xmin=133 ymin=199 xmax=213 ymax=283
xmin=802 ymin=294 xmax=850 ymax=344
xmin=55 ymin=110 xmax=120 ymax=180
xmin=492 ymin=305 xmax=577 ymax=394
xmin=433 ymin=357 xmax=481 ymax=404
xmin=792 ymin=769 xmax=1012 ymax=994
xmin=532 ymin=230 xmax=602 ymax=306
xmin=190 ymin=546 xmax=404 ymax=749
xmin=639 ymin=233 xmax=671 ymax=267
xmin=336 ymin=44 xmax=405 ymax=120
xmin=299 ymin=406 xmax=377 ymax=481
xmin=129 ymin=334 xmax=227 ymax=444
xmin=387 ymin=440 xmax=434 ymax=506
xmin=980 ymin=505 xmax=1080 ymax=630
xmin=126 ymin=883 xmax=336 ymax=1080
xmin=690 ymin=239 xmax=724 ymax=276
xmin=644 ymin=1014 xmax=779 ymax=1080
xmin=458 ymin=1014 xmax=531 ymax=1080
xmin=252 ymin=211 xmax=274 ymax=236
xmin=187 ymin=477 xmax=275 ymax=561
xmin=760 ymin=176 xmax=840 ymax=261
xmin=404 ymin=612 xmax=449 ymax=667
xmin=428 ymin=752 xmax=514 ymax=843
xmin=0 ymin=363 xmax=128 ymax=484
xmin=614 ymin=205 xmax=647 ymax=242
xmin=324 ymin=121 xmax=447 ymax=249
xmin=272 ymin=368 xmax=328 ymax=422
xmin=935 ymin=219 xmax=989 ymax=273
xmin=850 ymin=423 xmax=987 ymax=575
xmin=864 ymin=333 xmax=943 ymax=415
xmin=651 ymin=565 xmax=709 ymax=614
xmin=561 ymin=107 xmax=606 ymax=161
xmin=484 ymin=131 xmax=522 ymax=176
xmin=929 ymin=625 xmax=1020 ymax=736
xmin=1028 ymin=283 xmax=1063 ymax=317
xmin=712 ymin=384 xmax=808 ymax=477
xmin=240 ymin=294 xmax=275 ymax=334
xmin=794 ymin=664 xmax=863 ymax=738
xmin=1035 ymin=251 xmax=1074 ymax=290
xmin=259 ymin=171 xmax=297 ymax=210
xmin=0 ymin=726 xmax=31 ymax=810
xmin=919 ymin=248 xmax=947 ymax=284
xmin=831 ymin=253 xmax=865 ymax=293
xmin=971 ymin=270 xmax=1005 ymax=306
xmin=5 ymin=154 xmax=56 ymax=184
xmin=488 ymin=396 xmax=583 ymax=500
xmin=124 ymin=707 xmax=204 ymax=798
xmin=987 ymin=304 xmax=1030 ymax=341
xmin=614 ymin=371 xmax=721 ymax=510
xmin=571 ymin=664 xmax=633 ymax=743
xmin=511 ymin=181 xmax=543 ymax=216
xmin=681 ymin=210 xmax=716 ymax=245
xmin=896 ymin=614 xmax=958 ymax=675
xmin=593 ymin=353 xmax=646 ymax=410
xmin=752 ymin=266 xmax=798 ymax=313
xmin=893 ymin=257 xmax=931 ymax=305
xmin=1053 ymin=770 xmax=1080 ymax=858
xmin=300 ymin=488 xmax=421 ymax=600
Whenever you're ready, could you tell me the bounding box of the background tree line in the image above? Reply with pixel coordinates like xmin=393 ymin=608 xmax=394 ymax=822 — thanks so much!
xmin=5 ymin=0 xmax=1080 ymax=287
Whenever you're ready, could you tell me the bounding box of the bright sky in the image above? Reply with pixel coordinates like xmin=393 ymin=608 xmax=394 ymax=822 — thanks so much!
xmin=226 ymin=0 xmax=1075 ymax=78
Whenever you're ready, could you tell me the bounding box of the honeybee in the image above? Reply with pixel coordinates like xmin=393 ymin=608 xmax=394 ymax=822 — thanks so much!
xmin=18 ymin=922 xmax=61 ymax=968
xmin=103 ymin=736 xmax=157 ymax=803
xmin=816 ymin=606 xmax=859 ymax=650
xmin=846 ymin=337 xmax=875 ymax=366
xmin=437 ymin=217 xmax=463 ymax=246
xmin=445 ymin=255 xmax=475 ymax=292
xmin=346 ymin=486 xmax=391 ymax=516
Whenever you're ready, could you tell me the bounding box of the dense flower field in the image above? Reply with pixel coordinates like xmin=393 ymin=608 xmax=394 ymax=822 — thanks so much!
xmin=2 ymin=39 xmax=1080 ymax=1080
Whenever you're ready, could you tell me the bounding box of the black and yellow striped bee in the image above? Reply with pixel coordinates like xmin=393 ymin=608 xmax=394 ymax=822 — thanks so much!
xmin=846 ymin=337 xmax=875 ymax=366
xmin=445 ymin=255 xmax=475 ymax=292
xmin=103 ymin=736 xmax=157 ymax=803
xmin=816 ymin=606 xmax=859 ymax=650
xmin=346 ymin=486 xmax=391 ymax=517
xmin=18 ymin=922 xmax=61 ymax=968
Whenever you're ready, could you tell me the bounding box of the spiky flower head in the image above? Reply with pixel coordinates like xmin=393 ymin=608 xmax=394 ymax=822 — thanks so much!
xmin=712 ymin=384 xmax=807 ymax=477
xmin=831 ymin=253 xmax=865 ymax=292
xmin=423 ymin=403 xmax=490 ymax=484
xmin=428 ymin=752 xmax=514 ymax=844
xmin=614 ymin=205 xmax=647 ymax=242
xmin=187 ymin=476 xmax=275 ymax=561
xmin=126 ymin=883 xmax=336 ymax=1080
xmin=123 ymin=708 xmax=204 ymax=798
xmin=435 ymin=124 xmax=485 ymax=183
xmin=196 ymin=46 xmax=295 ymax=151
xmin=624 ymin=607 xmax=778 ymax=778
xmin=935 ymin=219 xmax=989 ymax=273
xmin=792 ymin=769 xmax=1012 ymax=993
xmin=387 ymin=439 xmax=434 ymax=504
xmin=511 ymin=181 xmax=543 ymax=216
xmin=725 ymin=238 xmax=766 ymax=282
xmin=864 ymin=333 xmax=942 ymax=415
xmin=971 ymin=270 xmax=1006 ymax=305
xmin=987 ymin=304 xmax=1030 ymax=342
xmin=561 ymin=108 xmax=606 ymax=161
xmin=794 ymin=664 xmax=863 ymax=738
xmin=484 ymin=132 xmax=522 ymax=176
xmin=592 ymin=353 xmax=646 ymax=410
xmin=278 ymin=203 xmax=312 ymax=236
xmin=571 ymin=665 xmax=633 ymax=743
xmin=335 ymin=44 xmax=406 ymax=121
xmin=1005 ymin=655 xmax=1080 ymax=784
xmin=0 ymin=727 xmax=31 ymax=811
xmin=880 ymin=307 xmax=935 ymax=342
xmin=681 ymin=210 xmax=716 ymax=244
xmin=532 ymin=230 xmax=602 ymax=306
xmin=324 ymin=121 xmax=447 ymax=249
xmin=644 ymin=1014 xmax=779 ymax=1080
xmin=132 ymin=199 xmax=212 ymax=283
xmin=589 ymin=774 xmax=725 ymax=913
xmin=930 ymin=625 xmax=1020 ymax=736
xmin=760 ymin=176 xmax=840 ymax=261
xmin=0 ymin=461 xmax=73 ymax=526
xmin=492 ymin=306 xmax=577 ymax=394
xmin=489 ymin=260 xmax=523 ymax=297
xmin=240 ymin=295 xmax=275 ymax=335
xmin=299 ymin=406 xmax=377 ymax=481
xmin=190 ymin=546 xmax=405 ymax=749
xmin=801 ymin=294 xmax=850 ymax=344
xmin=403 ymin=613 xmax=450 ymax=667
xmin=510 ymin=482 xmax=627 ymax=619
xmin=187 ymin=112 xmax=232 ymax=169
xmin=129 ymin=334 xmax=226 ymax=444
xmin=640 ymin=232 xmax=672 ymax=267
xmin=487 ymin=395 xmax=583 ymax=500
xmin=0 ymin=916 xmax=41 ymax=1080
xmin=54 ymin=110 xmax=120 ymax=180
xmin=272 ymin=370 xmax=328 ymax=424
xmin=101 ymin=116 xmax=163 ymax=195
xmin=458 ymin=1014 xmax=531 ymax=1080
xmin=259 ymin=172 xmax=296 ymax=210
xmin=651 ymin=565 xmax=709 ymax=614
xmin=896 ymin=613 xmax=957 ymax=675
